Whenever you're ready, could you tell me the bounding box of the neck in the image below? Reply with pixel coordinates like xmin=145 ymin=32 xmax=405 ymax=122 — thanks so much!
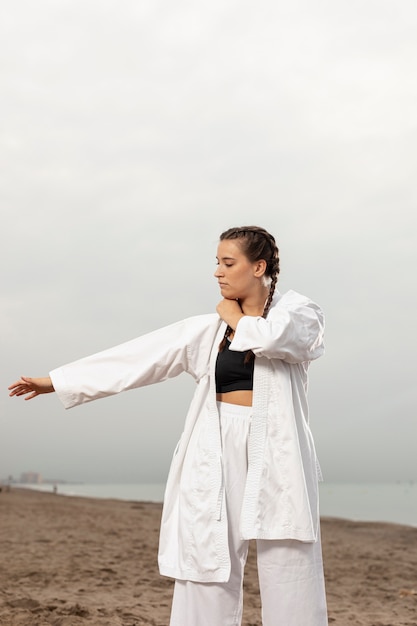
xmin=240 ymin=286 xmax=270 ymax=317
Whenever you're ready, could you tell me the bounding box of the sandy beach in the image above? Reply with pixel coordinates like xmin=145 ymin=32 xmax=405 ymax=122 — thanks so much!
xmin=1 ymin=488 xmax=416 ymax=626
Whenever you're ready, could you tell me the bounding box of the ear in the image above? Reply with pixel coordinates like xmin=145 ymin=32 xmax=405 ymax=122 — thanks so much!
xmin=253 ymin=259 xmax=267 ymax=277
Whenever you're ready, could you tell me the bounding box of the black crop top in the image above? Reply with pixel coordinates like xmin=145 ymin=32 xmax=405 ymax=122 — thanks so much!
xmin=215 ymin=339 xmax=254 ymax=393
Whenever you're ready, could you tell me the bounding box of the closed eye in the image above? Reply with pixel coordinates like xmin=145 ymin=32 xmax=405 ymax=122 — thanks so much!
xmin=216 ymin=257 xmax=235 ymax=267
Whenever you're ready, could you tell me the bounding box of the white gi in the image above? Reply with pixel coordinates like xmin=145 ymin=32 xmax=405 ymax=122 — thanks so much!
xmin=50 ymin=290 xmax=328 ymax=625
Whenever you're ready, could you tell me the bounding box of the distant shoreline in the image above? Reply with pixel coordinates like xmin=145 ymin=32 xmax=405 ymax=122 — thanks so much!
xmin=6 ymin=480 xmax=416 ymax=527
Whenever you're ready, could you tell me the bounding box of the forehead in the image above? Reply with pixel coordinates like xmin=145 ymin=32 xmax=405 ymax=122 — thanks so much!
xmin=216 ymin=239 xmax=246 ymax=259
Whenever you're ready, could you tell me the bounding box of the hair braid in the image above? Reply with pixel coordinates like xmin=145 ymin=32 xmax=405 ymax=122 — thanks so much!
xmin=261 ymin=231 xmax=280 ymax=319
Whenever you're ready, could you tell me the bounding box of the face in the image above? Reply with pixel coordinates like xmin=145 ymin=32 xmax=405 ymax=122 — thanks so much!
xmin=214 ymin=239 xmax=265 ymax=301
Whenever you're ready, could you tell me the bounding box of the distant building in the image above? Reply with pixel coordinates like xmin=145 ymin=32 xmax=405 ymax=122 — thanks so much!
xmin=20 ymin=472 xmax=42 ymax=484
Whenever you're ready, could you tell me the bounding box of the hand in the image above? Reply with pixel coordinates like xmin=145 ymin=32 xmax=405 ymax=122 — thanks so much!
xmin=216 ymin=299 xmax=244 ymax=330
xmin=8 ymin=376 xmax=55 ymax=401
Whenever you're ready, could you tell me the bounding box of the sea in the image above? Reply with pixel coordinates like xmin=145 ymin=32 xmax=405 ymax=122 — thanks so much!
xmin=15 ymin=481 xmax=417 ymax=527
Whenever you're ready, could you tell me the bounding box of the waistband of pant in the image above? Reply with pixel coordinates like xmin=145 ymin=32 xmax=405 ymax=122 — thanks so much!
xmin=216 ymin=401 xmax=252 ymax=418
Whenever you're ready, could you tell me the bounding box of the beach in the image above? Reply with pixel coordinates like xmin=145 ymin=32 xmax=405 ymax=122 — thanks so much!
xmin=1 ymin=488 xmax=416 ymax=625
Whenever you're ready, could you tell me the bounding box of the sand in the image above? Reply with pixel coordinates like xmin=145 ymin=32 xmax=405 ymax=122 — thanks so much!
xmin=0 ymin=488 xmax=416 ymax=626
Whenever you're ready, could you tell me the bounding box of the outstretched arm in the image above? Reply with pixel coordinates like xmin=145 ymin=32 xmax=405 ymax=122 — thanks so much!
xmin=8 ymin=376 xmax=55 ymax=401
xmin=8 ymin=314 xmax=220 ymax=410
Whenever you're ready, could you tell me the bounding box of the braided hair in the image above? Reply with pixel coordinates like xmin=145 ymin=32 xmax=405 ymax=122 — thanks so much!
xmin=218 ymin=226 xmax=280 ymax=356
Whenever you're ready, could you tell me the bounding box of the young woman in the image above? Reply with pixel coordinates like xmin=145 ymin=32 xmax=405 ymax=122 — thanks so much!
xmin=9 ymin=226 xmax=328 ymax=626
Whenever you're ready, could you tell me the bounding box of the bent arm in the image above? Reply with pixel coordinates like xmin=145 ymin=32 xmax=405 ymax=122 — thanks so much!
xmin=229 ymin=291 xmax=325 ymax=363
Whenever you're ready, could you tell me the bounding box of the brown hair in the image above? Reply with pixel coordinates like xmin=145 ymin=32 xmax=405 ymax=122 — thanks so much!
xmin=218 ymin=226 xmax=280 ymax=355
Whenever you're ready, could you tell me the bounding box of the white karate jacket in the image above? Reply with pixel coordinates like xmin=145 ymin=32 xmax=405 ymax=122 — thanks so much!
xmin=50 ymin=289 xmax=325 ymax=583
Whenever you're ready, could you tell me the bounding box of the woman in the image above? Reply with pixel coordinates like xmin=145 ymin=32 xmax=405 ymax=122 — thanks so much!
xmin=9 ymin=226 xmax=328 ymax=626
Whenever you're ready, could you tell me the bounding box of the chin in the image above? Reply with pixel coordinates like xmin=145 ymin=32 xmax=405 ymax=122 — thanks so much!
xmin=220 ymin=287 xmax=239 ymax=299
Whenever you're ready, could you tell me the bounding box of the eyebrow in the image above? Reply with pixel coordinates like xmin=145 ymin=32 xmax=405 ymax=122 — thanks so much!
xmin=216 ymin=256 xmax=237 ymax=261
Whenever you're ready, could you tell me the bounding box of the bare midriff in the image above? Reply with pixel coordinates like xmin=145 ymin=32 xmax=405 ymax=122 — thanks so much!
xmin=216 ymin=390 xmax=253 ymax=407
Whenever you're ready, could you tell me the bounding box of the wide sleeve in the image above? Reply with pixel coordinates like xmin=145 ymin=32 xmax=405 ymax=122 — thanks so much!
xmin=50 ymin=314 xmax=219 ymax=409
xmin=229 ymin=290 xmax=325 ymax=363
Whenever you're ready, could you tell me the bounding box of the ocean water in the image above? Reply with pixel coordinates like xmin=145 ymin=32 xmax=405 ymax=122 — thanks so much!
xmin=17 ymin=481 xmax=417 ymax=527
xmin=319 ymin=482 xmax=416 ymax=527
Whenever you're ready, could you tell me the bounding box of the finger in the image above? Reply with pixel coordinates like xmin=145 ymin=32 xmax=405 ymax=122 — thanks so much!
xmin=11 ymin=385 xmax=34 ymax=397
xmin=11 ymin=388 xmax=29 ymax=397
xmin=24 ymin=391 xmax=38 ymax=401
xmin=9 ymin=386 xmax=26 ymax=397
xmin=8 ymin=380 xmax=24 ymax=391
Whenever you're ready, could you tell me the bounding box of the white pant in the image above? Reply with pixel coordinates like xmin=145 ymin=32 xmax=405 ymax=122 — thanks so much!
xmin=170 ymin=403 xmax=328 ymax=626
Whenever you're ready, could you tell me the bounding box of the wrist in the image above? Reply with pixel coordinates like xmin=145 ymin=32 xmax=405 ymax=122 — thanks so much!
xmin=228 ymin=313 xmax=245 ymax=331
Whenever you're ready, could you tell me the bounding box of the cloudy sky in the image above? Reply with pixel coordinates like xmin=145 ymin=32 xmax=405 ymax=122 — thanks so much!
xmin=1 ymin=0 xmax=416 ymax=485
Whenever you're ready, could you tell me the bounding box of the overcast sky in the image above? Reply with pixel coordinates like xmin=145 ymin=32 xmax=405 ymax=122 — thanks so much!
xmin=1 ymin=0 xmax=416 ymax=485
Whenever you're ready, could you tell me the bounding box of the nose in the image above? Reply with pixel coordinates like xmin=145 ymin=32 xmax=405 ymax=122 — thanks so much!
xmin=214 ymin=266 xmax=223 ymax=278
